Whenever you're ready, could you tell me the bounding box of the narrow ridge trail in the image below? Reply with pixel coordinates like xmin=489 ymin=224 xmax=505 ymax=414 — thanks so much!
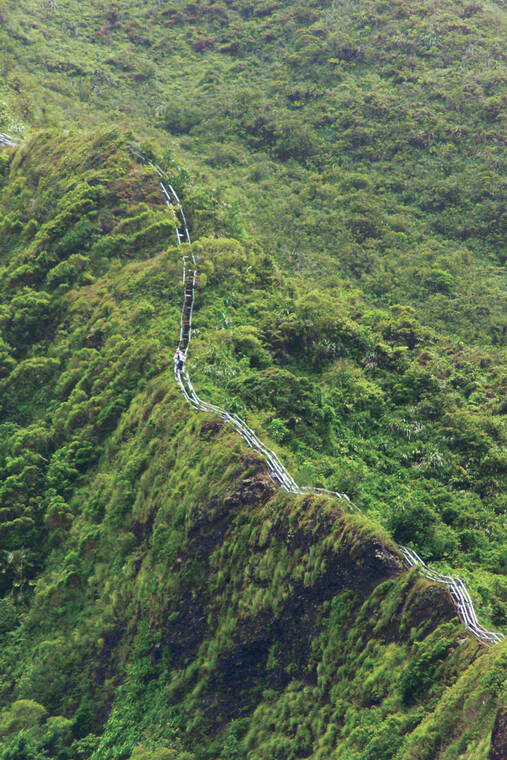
xmin=1 ymin=135 xmax=503 ymax=646
xmin=134 ymin=149 xmax=503 ymax=648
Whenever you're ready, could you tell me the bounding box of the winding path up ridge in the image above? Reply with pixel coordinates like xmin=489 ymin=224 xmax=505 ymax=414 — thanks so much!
xmin=133 ymin=149 xmax=503 ymax=648
xmin=1 ymin=135 xmax=503 ymax=646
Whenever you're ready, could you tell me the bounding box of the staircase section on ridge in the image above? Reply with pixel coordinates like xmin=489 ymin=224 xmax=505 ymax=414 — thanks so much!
xmin=0 ymin=133 xmax=20 ymax=148
xmin=119 ymin=146 xmax=506 ymax=647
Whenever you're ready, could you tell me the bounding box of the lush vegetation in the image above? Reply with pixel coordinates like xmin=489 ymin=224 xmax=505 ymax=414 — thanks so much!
xmin=0 ymin=127 xmax=504 ymax=760
xmin=0 ymin=0 xmax=505 ymax=757
xmin=1 ymin=0 xmax=506 ymax=345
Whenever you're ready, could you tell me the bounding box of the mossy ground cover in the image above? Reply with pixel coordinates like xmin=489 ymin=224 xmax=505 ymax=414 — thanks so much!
xmin=0 ymin=130 xmax=504 ymax=759
xmin=1 ymin=0 xmax=505 ymax=346
xmin=0 ymin=0 xmax=505 ymax=756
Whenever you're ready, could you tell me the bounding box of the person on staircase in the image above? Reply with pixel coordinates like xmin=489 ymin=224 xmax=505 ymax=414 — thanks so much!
xmin=174 ymin=348 xmax=186 ymax=374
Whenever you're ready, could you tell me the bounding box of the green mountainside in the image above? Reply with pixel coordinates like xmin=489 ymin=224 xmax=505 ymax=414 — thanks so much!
xmin=0 ymin=0 xmax=506 ymax=758
xmin=0 ymin=130 xmax=504 ymax=760
xmin=1 ymin=0 xmax=506 ymax=343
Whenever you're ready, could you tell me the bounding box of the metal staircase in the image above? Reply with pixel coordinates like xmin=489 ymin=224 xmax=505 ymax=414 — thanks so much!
xmin=0 ymin=133 xmax=19 ymax=148
xmin=146 ymin=151 xmax=503 ymax=647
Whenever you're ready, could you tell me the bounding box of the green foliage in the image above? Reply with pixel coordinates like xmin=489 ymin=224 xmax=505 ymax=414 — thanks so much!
xmin=0 ymin=0 xmax=506 ymax=748
xmin=2 ymin=0 xmax=505 ymax=343
xmin=0 ymin=700 xmax=73 ymax=760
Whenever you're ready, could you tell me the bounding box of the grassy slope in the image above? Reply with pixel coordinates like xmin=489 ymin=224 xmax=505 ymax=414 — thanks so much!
xmin=1 ymin=6 xmax=505 ymax=587
xmin=1 ymin=4 xmax=505 ymax=611
xmin=0 ymin=130 xmax=505 ymax=760
xmin=0 ymin=0 xmax=505 ymax=756
xmin=1 ymin=0 xmax=506 ymax=345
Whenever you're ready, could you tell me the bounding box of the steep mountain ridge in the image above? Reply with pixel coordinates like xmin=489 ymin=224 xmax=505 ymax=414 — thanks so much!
xmin=0 ymin=131 xmax=505 ymax=759
xmin=0 ymin=0 xmax=506 ymax=753
xmin=142 ymin=143 xmax=501 ymax=646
